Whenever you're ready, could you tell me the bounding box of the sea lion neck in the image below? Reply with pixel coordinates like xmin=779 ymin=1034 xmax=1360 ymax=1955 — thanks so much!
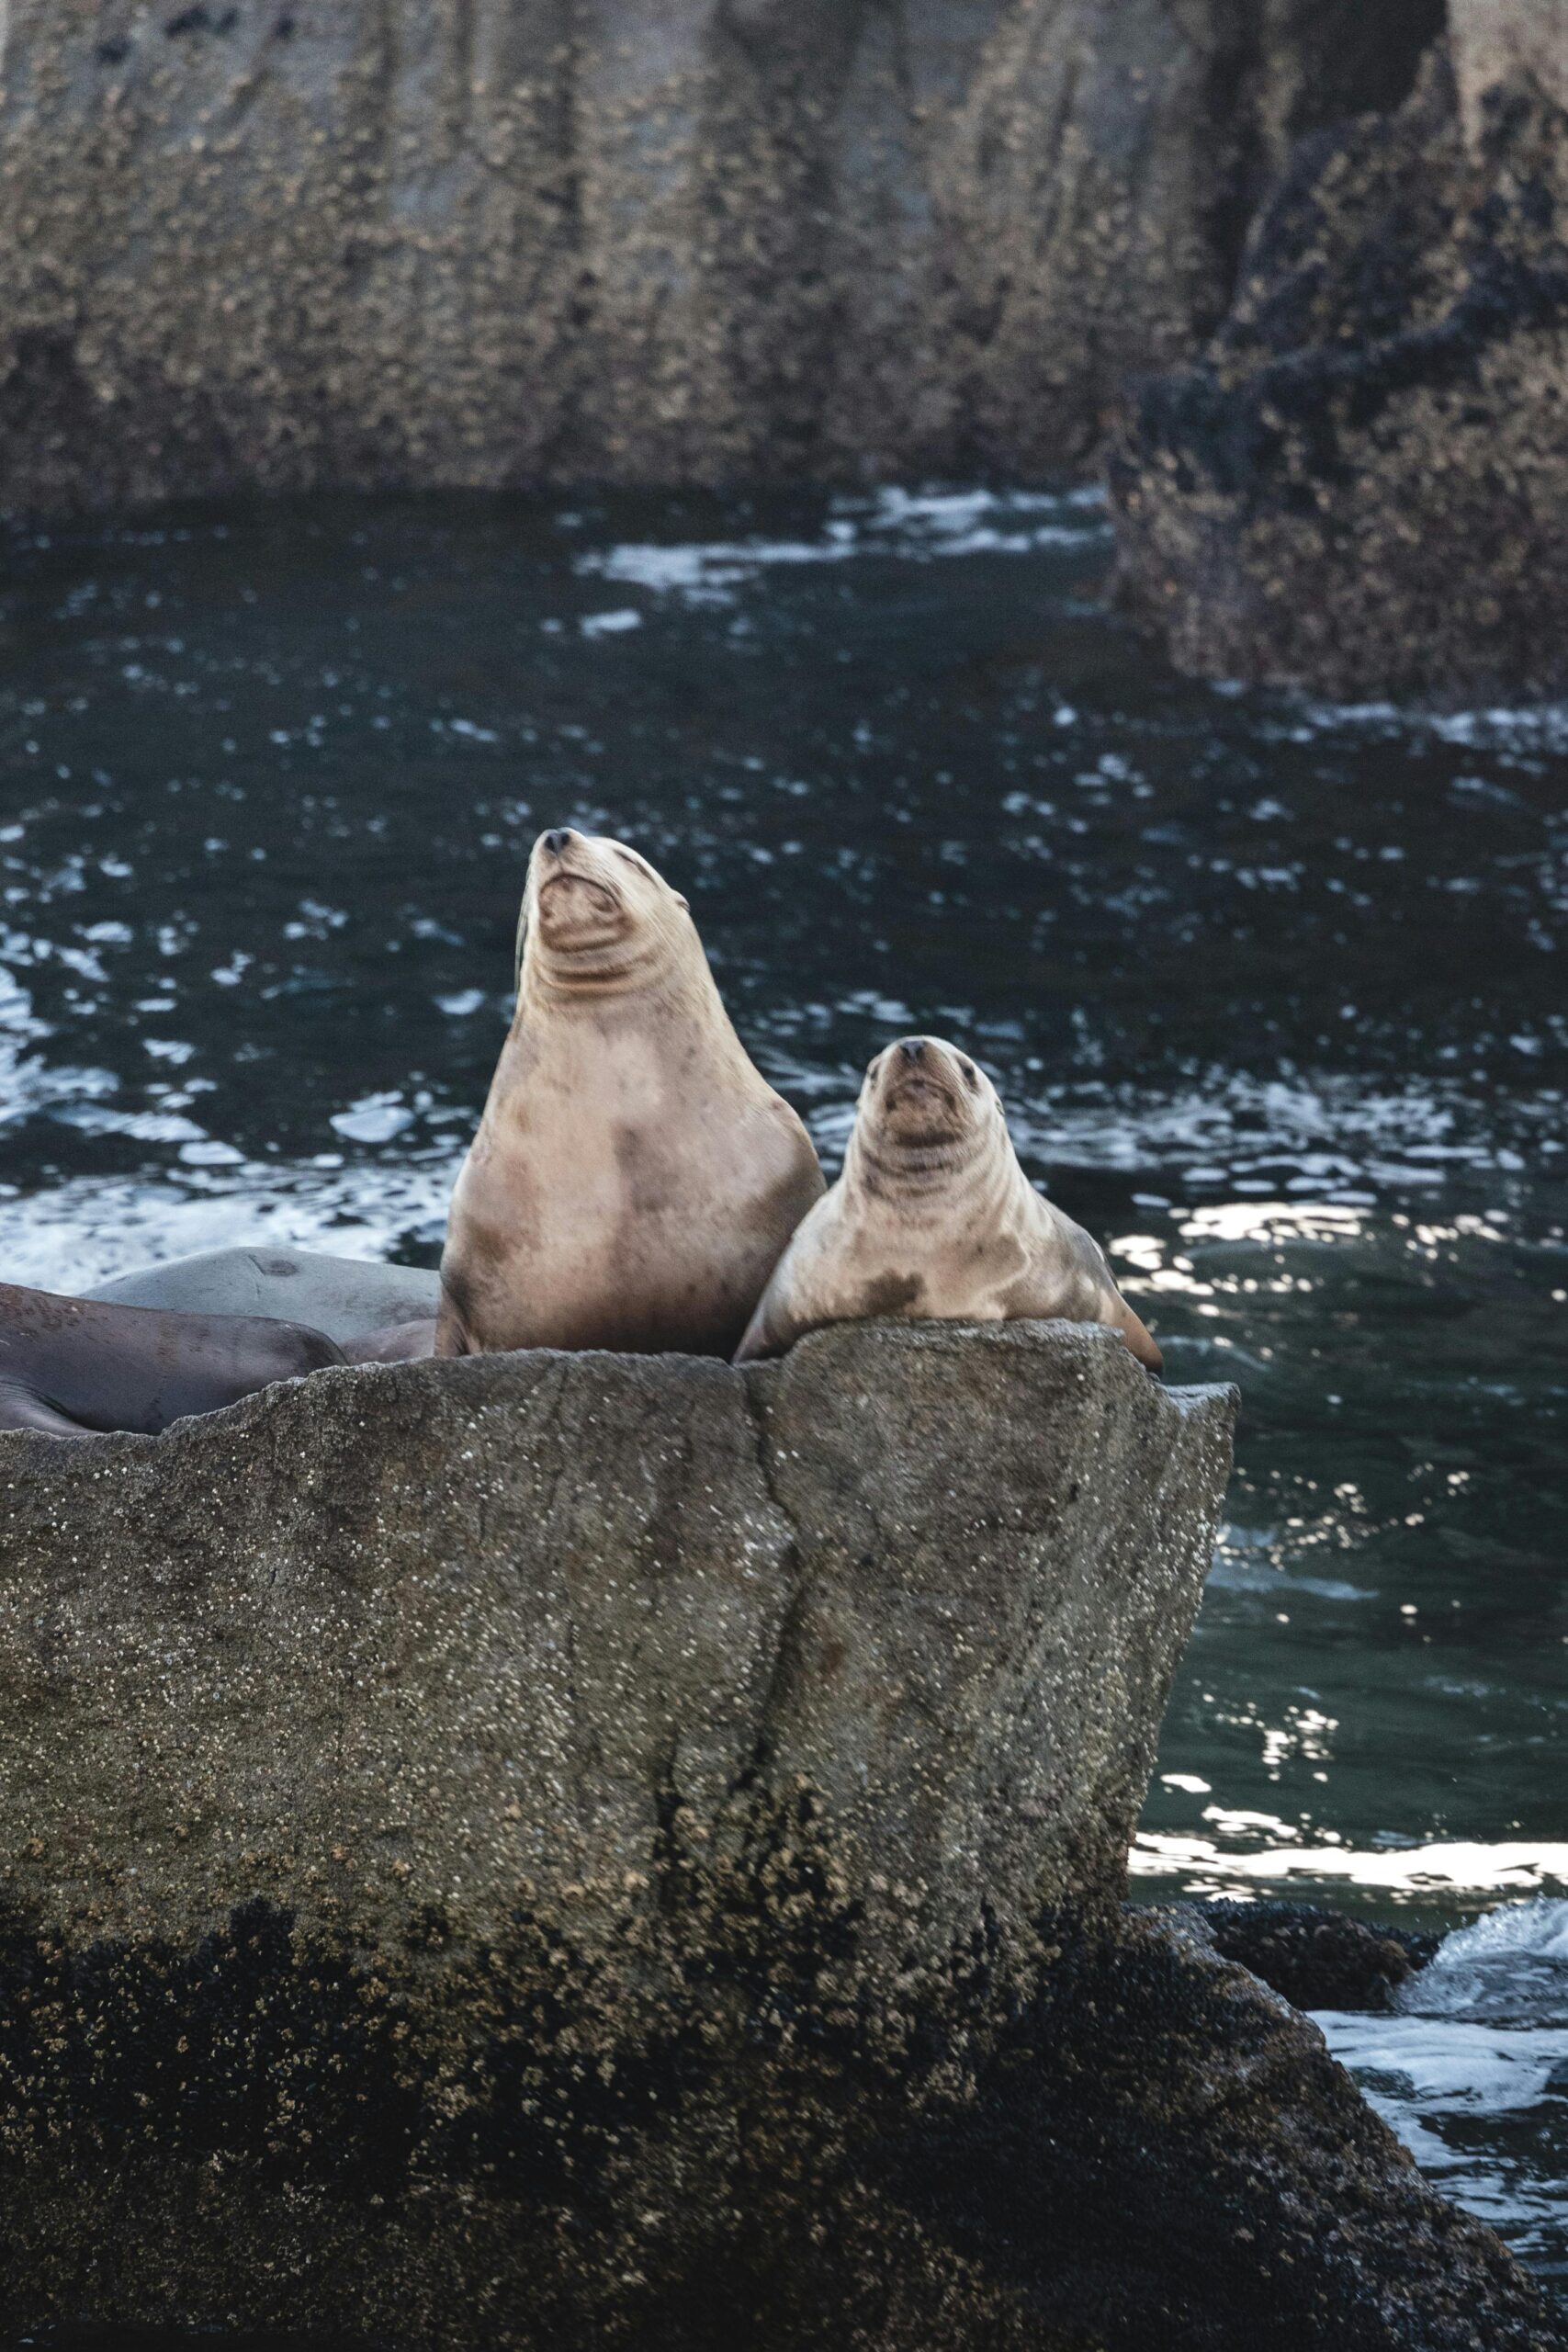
xmin=846 ymin=1117 xmax=998 ymax=1203
xmin=512 ymin=939 xmax=760 ymax=1096
xmin=518 ymin=930 xmax=700 ymax=1014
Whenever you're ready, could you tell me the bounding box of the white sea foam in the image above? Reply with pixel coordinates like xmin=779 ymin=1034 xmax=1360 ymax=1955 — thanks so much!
xmin=1132 ymin=1833 xmax=1568 ymax=1902
xmin=0 ymin=1154 xmax=461 ymax=1293
xmin=330 ymin=1091 xmax=418 ymax=1145
xmin=1008 ymin=1069 xmax=1559 ymax=1190
xmin=1400 ymin=1897 xmax=1568 ymax=2025
xmin=0 ymin=964 xmax=126 ymax=1138
xmin=1314 ymin=1899 xmax=1568 ymax=2268
xmin=1320 ymin=2013 xmax=1568 ymax=2117
xmin=579 ymin=608 xmax=643 ymax=639
xmin=1295 ymin=695 xmax=1568 ymax=755
xmin=576 ymin=487 xmax=1110 ymax=608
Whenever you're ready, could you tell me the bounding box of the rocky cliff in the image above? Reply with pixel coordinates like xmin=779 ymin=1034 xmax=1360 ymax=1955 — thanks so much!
xmin=1110 ymin=7 xmax=1568 ymax=699
xmin=0 ymin=0 xmax=1440 ymax=509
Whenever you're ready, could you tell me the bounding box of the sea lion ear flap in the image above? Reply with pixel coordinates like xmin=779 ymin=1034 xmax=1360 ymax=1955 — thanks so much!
xmin=513 ymin=898 xmax=528 ymax=994
xmin=672 ymin=893 xmax=689 ymax=911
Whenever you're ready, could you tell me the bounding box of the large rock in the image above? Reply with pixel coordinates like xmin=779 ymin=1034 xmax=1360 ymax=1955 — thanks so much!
xmin=0 ymin=1 xmax=1441 ymax=509
xmin=1109 ymin=18 xmax=1568 ymax=699
xmin=0 ymin=1319 xmax=1235 ymax=2341
xmin=0 ymin=1321 xmax=1555 ymax=2347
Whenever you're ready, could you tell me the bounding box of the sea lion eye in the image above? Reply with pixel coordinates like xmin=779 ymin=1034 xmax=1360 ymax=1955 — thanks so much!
xmin=961 ymin=1059 xmax=979 ymax=1089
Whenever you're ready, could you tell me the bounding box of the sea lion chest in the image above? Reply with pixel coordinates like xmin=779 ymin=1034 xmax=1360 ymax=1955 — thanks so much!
xmin=802 ymin=1178 xmax=1032 ymax=1327
xmin=444 ymin=1016 xmax=810 ymax=1356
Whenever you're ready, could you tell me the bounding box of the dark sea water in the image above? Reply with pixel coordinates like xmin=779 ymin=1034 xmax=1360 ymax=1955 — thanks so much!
xmin=0 ymin=484 xmax=1563 ymax=2305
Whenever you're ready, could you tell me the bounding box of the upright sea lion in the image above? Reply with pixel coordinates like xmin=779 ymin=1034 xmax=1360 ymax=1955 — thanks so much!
xmin=0 ymin=1283 xmax=344 ymax=1437
xmin=87 ymin=1248 xmax=441 ymax=1363
xmin=437 ymin=827 xmax=825 ymax=1358
xmin=735 ymin=1036 xmax=1162 ymax=1371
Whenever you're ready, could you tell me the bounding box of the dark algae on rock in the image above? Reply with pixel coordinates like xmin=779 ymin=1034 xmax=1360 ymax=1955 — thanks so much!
xmin=3 ymin=1905 xmax=1562 ymax=2351
xmin=1111 ymin=4 xmax=1568 ymax=699
xmin=1197 ymin=1899 xmax=1439 ymax=2013
xmin=897 ymin=1909 xmax=1565 ymax=2351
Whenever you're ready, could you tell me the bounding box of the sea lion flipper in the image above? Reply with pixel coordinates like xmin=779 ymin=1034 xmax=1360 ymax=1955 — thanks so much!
xmin=732 ymin=1301 xmax=775 ymax=1363
xmin=347 ymin=1317 xmax=439 ymax=1365
xmin=1119 ymin=1306 xmax=1164 ymax=1375
xmin=434 ymin=1284 xmax=473 ymax=1360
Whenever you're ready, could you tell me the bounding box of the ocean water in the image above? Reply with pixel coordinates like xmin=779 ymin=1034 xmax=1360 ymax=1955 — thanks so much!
xmin=0 ymin=483 xmax=1563 ymax=2288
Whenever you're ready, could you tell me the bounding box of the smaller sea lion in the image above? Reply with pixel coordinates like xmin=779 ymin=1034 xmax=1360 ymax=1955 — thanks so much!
xmin=87 ymin=1248 xmax=440 ymax=1363
xmin=0 ymin=1283 xmax=344 ymax=1437
xmin=735 ymin=1036 xmax=1162 ymax=1371
xmin=437 ymin=826 xmax=825 ymax=1359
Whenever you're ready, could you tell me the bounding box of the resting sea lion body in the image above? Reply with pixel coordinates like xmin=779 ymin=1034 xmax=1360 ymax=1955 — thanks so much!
xmin=87 ymin=1248 xmax=440 ymax=1363
xmin=735 ymin=1036 xmax=1162 ymax=1372
xmin=0 ymin=1283 xmax=344 ymax=1437
xmin=437 ymin=828 xmax=825 ymax=1359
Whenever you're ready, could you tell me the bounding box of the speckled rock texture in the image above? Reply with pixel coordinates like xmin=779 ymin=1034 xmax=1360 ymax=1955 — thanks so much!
xmin=0 ymin=0 xmax=1442 ymax=511
xmin=0 ymin=1318 xmax=1242 ymax=2341
xmin=0 ymin=1326 xmax=1551 ymax=2346
xmin=1453 ymin=0 xmax=1568 ymax=140
xmin=1110 ymin=16 xmax=1568 ymax=701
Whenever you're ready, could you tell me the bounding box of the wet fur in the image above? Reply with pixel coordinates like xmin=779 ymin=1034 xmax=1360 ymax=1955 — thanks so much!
xmin=86 ymin=1248 xmax=439 ymax=1364
xmin=0 ymin=1283 xmax=344 ymax=1438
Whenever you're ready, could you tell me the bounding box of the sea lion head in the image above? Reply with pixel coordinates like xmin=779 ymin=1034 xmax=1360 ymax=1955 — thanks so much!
xmin=517 ymin=828 xmax=692 ymax=995
xmin=853 ymin=1035 xmax=1000 ymax=1179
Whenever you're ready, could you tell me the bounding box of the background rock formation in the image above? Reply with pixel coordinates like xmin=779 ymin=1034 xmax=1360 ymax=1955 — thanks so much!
xmin=1110 ymin=9 xmax=1568 ymax=699
xmin=0 ymin=0 xmax=1440 ymax=509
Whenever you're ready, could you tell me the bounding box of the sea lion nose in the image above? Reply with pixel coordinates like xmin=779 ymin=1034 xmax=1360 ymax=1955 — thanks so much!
xmin=543 ymin=828 xmax=575 ymax=854
xmin=897 ymin=1037 xmax=926 ymax=1063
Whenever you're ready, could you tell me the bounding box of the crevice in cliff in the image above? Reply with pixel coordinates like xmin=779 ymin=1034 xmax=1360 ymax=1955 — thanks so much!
xmin=1202 ymin=2 xmax=1451 ymax=327
xmin=732 ymin=1365 xmax=814 ymax=1793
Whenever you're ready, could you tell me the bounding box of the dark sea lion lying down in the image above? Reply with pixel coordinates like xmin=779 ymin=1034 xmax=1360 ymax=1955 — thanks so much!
xmin=0 ymin=1283 xmax=344 ymax=1437
xmin=86 ymin=1247 xmax=440 ymax=1363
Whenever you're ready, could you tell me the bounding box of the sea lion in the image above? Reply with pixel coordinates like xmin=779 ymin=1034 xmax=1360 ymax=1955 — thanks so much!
xmin=735 ymin=1036 xmax=1163 ymax=1371
xmin=87 ymin=1248 xmax=441 ymax=1363
xmin=0 ymin=1282 xmax=345 ymax=1437
xmin=437 ymin=826 xmax=825 ymax=1358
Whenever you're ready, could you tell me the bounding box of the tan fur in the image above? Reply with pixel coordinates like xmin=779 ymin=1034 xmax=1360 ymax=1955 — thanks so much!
xmin=437 ymin=829 xmax=824 ymax=1360
xmin=735 ymin=1037 xmax=1162 ymax=1372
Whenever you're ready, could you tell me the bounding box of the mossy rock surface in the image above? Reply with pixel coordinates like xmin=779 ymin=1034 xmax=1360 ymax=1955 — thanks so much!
xmin=1111 ymin=18 xmax=1568 ymax=699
